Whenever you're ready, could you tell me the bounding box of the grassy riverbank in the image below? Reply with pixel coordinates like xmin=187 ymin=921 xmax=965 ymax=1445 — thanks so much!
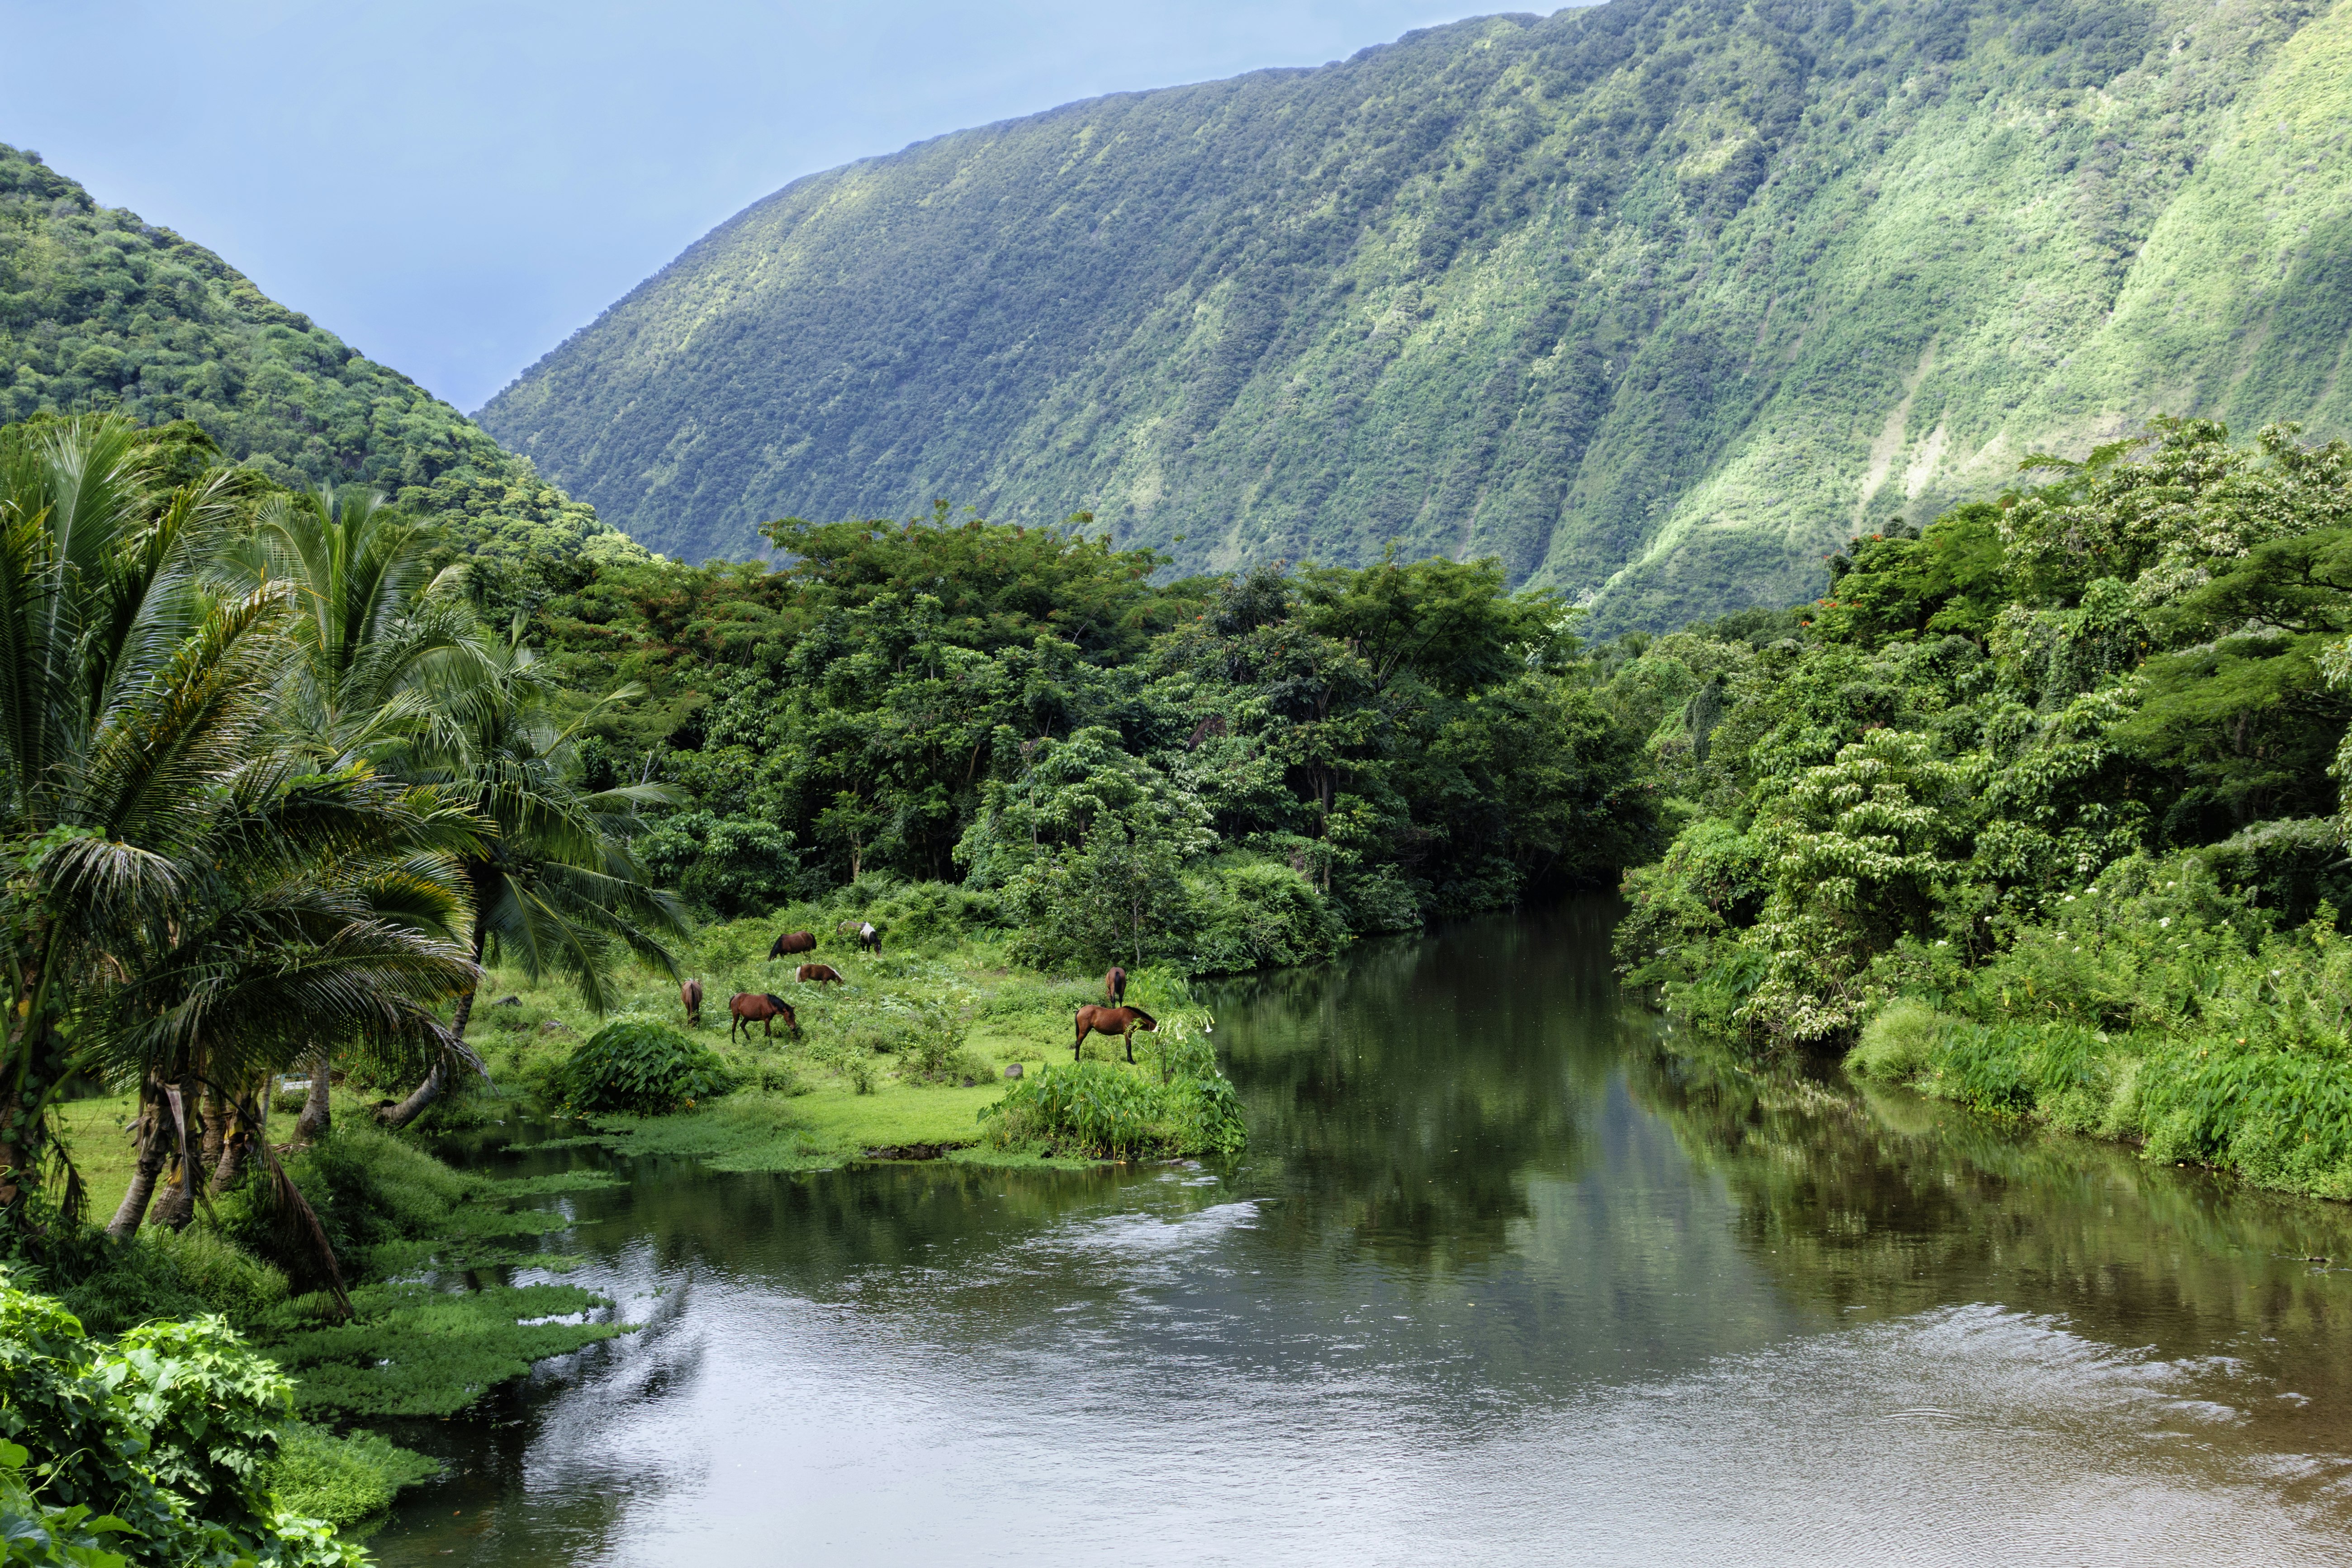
xmin=1636 ymin=848 xmax=2352 ymax=1201
xmin=395 ymin=911 xmax=1225 ymax=1169
xmin=36 ymin=906 xmax=1237 ymax=1536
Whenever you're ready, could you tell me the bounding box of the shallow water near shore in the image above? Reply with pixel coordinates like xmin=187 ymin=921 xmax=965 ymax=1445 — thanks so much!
xmin=373 ymin=898 xmax=2352 ymax=1565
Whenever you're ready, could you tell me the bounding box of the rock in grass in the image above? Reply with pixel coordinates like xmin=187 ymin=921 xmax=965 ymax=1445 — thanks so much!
xmin=1004 ymin=1064 xmax=1023 ymax=1079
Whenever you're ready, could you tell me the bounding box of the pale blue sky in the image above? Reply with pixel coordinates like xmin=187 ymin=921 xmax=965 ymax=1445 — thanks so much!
xmin=3 ymin=1 xmax=1505 ymax=411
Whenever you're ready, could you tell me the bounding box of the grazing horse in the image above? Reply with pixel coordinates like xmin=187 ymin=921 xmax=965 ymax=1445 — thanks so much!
xmin=730 ymin=992 xmax=799 ymax=1042
xmin=680 ymin=977 xmax=704 ymax=1027
xmin=856 ymin=922 xmax=882 ymax=954
xmin=1073 ymin=1004 xmax=1157 ymax=1064
xmin=1104 ymin=966 xmax=1127 ymax=1005
xmin=796 ymin=962 xmax=844 ymax=985
xmin=768 ymin=930 xmax=816 ymax=960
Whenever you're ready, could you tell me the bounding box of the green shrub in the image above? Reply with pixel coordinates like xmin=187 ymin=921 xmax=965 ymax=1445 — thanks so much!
xmin=0 ymin=1274 xmax=365 ymax=1565
xmin=51 ymin=1224 xmax=291 ymax=1334
xmin=981 ymin=1035 xmax=1246 ymax=1159
xmin=1846 ymin=999 xmax=1952 ymax=1083
xmin=150 ymin=1225 xmax=292 ymax=1324
xmin=1187 ymin=857 xmax=1347 ymax=972
xmin=267 ymin=1422 xmax=439 ymax=1529
xmin=849 ymin=880 xmax=1002 ymax=951
xmin=56 ymin=1236 xmax=206 ymax=1334
xmin=894 ymin=993 xmax=979 ymax=1083
xmin=560 ymin=1014 xmax=736 ymax=1115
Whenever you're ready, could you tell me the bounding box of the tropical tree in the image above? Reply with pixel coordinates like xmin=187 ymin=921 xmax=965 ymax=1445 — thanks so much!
xmin=384 ymin=620 xmax=690 ymax=1128
xmin=238 ymin=482 xmax=490 ymax=1142
xmin=0 ymin=416 xmax=480 ymax=1231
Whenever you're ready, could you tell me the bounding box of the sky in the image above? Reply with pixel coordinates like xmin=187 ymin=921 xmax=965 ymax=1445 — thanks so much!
xmin=2 ymin=1 xmax=1497 ymax=413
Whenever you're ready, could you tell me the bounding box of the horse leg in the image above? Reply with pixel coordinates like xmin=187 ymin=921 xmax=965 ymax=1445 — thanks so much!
xmin=1124 ymin=1026 xmax=1136 ymax=1065
xmin=1073 ymin=1020 xmax=1086 ymax=1063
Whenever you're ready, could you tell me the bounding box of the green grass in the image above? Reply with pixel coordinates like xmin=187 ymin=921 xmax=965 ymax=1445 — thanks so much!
xmin=432 ymin=914 xmax=1166 ymax=1169
xmin=267 ymin=1424 xmax=440 ymax=1533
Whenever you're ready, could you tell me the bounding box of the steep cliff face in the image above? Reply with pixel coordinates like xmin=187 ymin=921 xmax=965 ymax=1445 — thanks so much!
xmin=480 ymin=0 xmax=2352 ymax=629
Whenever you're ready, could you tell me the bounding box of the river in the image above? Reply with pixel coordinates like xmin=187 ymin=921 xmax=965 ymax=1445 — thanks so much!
xmin=374 ymin=898 xmax=2352 ymax=1565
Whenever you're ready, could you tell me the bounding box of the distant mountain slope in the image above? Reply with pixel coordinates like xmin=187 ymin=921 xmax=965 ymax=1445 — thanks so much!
xmin=481 ymin=0 xmax=2352 ymax=630
xmin=0 ymin=142 xmax=645 ymax=591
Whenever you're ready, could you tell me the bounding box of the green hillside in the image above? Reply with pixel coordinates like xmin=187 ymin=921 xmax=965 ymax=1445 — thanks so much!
xmin=0 ymin=141 xmax=647 ymax=598
xmin=480 ymin=0 xmax=2352 ymax=630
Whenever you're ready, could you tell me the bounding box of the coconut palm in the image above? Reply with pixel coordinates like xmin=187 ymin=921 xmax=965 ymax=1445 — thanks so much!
xmin=0 ymin=416 xmax=481 ymax=1225
xmin=242 ymin=482 xmax=487 ymax=767
xmin=383 ymin=620 xmax=690 ymax=1128
xmin=237 ymin=483 xmax=492 ymax=1141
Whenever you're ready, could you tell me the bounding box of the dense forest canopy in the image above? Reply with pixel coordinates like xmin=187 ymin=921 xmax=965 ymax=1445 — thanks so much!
xmin=484 ymin=0 xmax=2352 ymax=631
xmin=1609 ymin=414 xmax=2352 ymax=1194
xmin=536 ymin=506 xmax=1649 ymax=971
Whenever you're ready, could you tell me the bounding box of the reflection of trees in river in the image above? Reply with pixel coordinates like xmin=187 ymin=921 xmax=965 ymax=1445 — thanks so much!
xmin=1212 ymin=905 xmax=1641 ymax=1273
xmin=1626 ymin=1037 xmax=2352 ymax=1415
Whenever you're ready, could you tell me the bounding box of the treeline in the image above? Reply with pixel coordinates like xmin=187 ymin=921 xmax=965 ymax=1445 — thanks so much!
xmin=531 ymin=504 xmax=1652 ymax=974
xmin=1609 ymin=417 xmax=2352 ymax=1198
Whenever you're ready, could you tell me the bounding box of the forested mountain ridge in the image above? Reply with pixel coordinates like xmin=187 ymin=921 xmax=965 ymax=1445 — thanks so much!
xmin=0 ymin=141 xmax=649 ymax=602
xmin=481 ymin=0 xmax=2352 ymax=631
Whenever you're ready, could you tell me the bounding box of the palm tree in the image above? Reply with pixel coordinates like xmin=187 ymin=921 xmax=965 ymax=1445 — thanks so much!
xmin=237 ymin=483 xmax=490 ymax=1141
xmin=0 ymin=415 xmax=481 ymax=1224
xmin=383 ymin=621 xmax=690 ymax=1128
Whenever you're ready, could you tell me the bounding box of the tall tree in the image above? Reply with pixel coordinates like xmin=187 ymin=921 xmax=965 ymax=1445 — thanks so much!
xmin=0 ymin=416 xmax=478 ymax=1222
xmin=237 ymin=483 xmax=490 ymax=1142
xmin=384 ymin=622 xmax=689 ymax=1128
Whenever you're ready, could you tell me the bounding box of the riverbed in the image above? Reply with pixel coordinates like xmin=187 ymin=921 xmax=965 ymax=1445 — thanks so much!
xmin=373 ymin=898 xmax=2352 ymax=1565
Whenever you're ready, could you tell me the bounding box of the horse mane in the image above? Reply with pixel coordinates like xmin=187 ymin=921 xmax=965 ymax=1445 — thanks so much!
xmin=1130 ymin=1008 xmax=1156 ymax=1025
xmin=767 ymin=994 xmax=788 ymax=1009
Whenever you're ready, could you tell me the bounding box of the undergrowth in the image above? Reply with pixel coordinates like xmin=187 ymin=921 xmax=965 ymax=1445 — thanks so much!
xmin=1844 ymin=854 xmax=2352 ymax=1197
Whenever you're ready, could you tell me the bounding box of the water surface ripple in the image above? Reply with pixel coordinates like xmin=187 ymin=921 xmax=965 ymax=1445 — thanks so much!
xmin=378 ymin=900 xmax=2352 ymax=1565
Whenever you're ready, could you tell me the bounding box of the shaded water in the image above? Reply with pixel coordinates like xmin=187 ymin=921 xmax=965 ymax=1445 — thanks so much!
xmin=376 ymin=900 xmax=2352 ymax=1565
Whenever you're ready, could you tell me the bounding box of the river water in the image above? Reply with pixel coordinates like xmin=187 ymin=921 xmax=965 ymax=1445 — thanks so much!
xmin=375 ymin=899 xmax=2352 ymax=1565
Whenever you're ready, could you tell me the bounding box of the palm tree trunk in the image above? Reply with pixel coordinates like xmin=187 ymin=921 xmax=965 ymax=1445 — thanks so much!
xmin=213 ymin=1076 xmax=257 ymax=1191
xmin=149 ymin=1071 xmax=204 ymax=1231
xmin=199 ymin=1081 xmax=225 ymax=1174
xmin=105 ymin=1079 xmax=171 ymax=1240
xmin=386 ymin=925 xmax=485 ymax=1132
xmin=296 ymin=1047 xmax=332 ymax=1143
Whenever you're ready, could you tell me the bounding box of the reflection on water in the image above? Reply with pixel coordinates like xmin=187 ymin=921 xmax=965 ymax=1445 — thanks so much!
xmin=377 ymin=899 xmax=2352 ymax=1565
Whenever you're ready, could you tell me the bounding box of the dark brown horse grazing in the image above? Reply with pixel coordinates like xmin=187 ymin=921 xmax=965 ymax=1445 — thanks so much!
xmin=796 ymin=963 xmax=844 ymax=985
xmin=1073 ymin=1004 xmax=1156 ymax=1063
xmin=730 ymin=992 xmax=799 ymax=1041
xmin=680 ymin=977 xmax=704 ymax=1027
xmin=1104 ymin=966 xmax=1127 ymax=1005
xmin=768 ymin=930 xmax=816 ymax=959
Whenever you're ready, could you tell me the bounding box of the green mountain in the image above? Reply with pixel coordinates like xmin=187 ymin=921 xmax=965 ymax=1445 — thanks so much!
xmin=480 ymin=0 xmax=2352 ymax=630
xmin=0 ymin=142 xmax=646 ymax=597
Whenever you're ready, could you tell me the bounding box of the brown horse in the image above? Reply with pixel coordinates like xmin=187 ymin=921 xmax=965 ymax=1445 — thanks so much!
xmin=730 ymin=992 xmax=799 ymax=1041
xmin=680 ymin=977 xmax=704 ymax=1027
xmin=768 ymin=930 xmax=816 ymax=959
xmin=1104 ymin=966 xmax=1127 ymax=1005
xmin=1073 ymin=1004 xmax=1156 ymax=1063
xmin=796 ymin=963 xmax=844 ymax=985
